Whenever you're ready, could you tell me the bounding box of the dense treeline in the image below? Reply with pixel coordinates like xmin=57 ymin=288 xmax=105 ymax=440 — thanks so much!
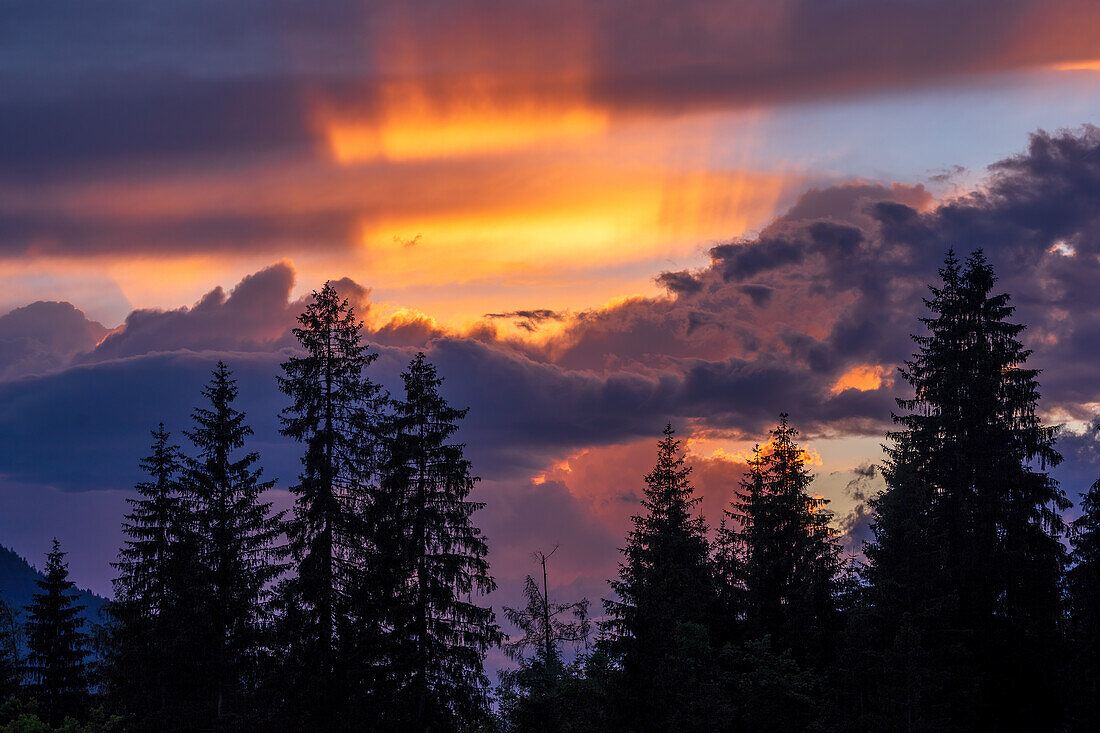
xmin=1 ymin=252 xmax=1099 ymax=731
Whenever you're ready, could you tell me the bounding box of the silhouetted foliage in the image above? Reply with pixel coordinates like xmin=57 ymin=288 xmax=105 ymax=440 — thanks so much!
xmin=370 ymin=353 xmax=500 ymax=729
xmin=601 ymin=425 xmax=717 ymax=732
xmin=497 ymin=548 xmax=590 ymax=732
xmin=274 ymin=282 xmax=384 ymax=728
xmin=0 ymin=598 xmax=19 ymax=701
xmin=23 ymin=541 xmax=88 ymax=726
xmin=106 ymin=424 xmax=209 ymax=732
xmin=716 ymin=415 xmax=842 ymax=660
xmin=719 ymin=636 xmax=821 ymax=733
xmin=15 ymin=250 xmax=1098 ymax=732
xmin=182 ymin=362 xmax=285 ymax=728
xmin=373 ymin=353 xmax=500 ymax=724
xmin=865 ymin=250 xmax=1070 ymax=731
xmin=1067 ymin=423 xmax=1100 ymax=732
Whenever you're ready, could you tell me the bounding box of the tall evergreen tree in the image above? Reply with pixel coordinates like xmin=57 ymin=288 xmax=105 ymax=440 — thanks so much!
xmin=865 ymin=251 xmax=1069 ymax=731
xmin=717 ymin=415 xmax=842 ymax=659
xmin=602 ymin=425 xmax=717 ymax=732
xmin=373 ymin=353 xmax=499 ymax=729
xmin=108 ymin=424 xmax=207 ymax=731
xmin=276 ymin=282 xmax=383 ymax=727
xmin=184 ymin=362 xmax=284 ymax=726
xmin=1067 ymin=423 xmax=1100 ymax=731
xmin=24 ymin=540 xmax=88 ymax=725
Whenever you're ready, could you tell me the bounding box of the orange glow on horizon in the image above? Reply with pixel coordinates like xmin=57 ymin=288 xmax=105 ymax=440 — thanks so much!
xmin=1048 ymin=59 xmax=1100 ymax=71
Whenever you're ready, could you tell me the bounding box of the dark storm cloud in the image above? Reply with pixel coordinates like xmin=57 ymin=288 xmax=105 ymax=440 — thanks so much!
xmin=586 ymin=0 xmax=1097 ymax=113
xmin=738 ymin=284 xmax=774 ymax=307
xmin=0 ymin=350 xmax=296 ymax=493
xmin=0 ymin=77 xmax=314 ymax=182
xmin=702 ymin=128 xmax=1100 ymax=383
xmin=483 ymin=310 xmax=565 ymax=322
xmin=483 ymin=309 xmax=567 ymax=333
xmin=655 ymin=271 xmax=704 ymax=296
xmin=0 ymin=319 xmax=889 ymax=497
xmin=0 ymin=206 xmax=360 ymax=258
xmin=537 ymin=127 xmax=1100 ymax=436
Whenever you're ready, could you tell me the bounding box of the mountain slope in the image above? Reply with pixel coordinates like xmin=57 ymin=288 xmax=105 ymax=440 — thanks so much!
xmin=0 ymin=543 xmax=109 ymax=630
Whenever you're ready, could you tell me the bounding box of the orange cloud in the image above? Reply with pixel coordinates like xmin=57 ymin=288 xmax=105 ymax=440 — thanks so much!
xmin=357 ymin=164 xmax=792 ymax=287
xmin=320 ymin=77 xmax=609 ymax=163
xmin=1049 ymin=60 xmax=1100 ymax=72
xmin=830 ymin=364 xmax=891 ymax=395
xmin=535 ymin=436 xmax=756 ymax=538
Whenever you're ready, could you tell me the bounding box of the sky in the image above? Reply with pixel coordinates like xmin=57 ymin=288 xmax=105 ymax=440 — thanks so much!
xmin=2 ymin=0 xmax=1100 ymax=647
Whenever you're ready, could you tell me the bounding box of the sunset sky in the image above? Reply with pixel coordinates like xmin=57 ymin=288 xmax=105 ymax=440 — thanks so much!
xmin=2 ymin=1 xmax=1100 ymax=639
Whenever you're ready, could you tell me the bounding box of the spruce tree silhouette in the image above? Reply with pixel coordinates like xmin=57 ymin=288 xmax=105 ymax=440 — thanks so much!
xmin=602 ymin=424 xmax=717 ymax=732
xmin=24 ymin=539 xmax=88 ymax=726
xmin=275 ymin=281 xmax=385 ymax=728
xmin=716 ymin=415 xmax=841 ymax=662
xmin=183 ymin=361 xmax=285 ymax=727
xmin=108 ymin=424 xmax=208 ymax=731
xmin=866 ymin=250 xmax=1069 ymax=731
xmin=0 ymin=596 xmax=19 ymax=700
xmin=1067 ymin=423 xmax=1100 ymax=731
xmin=498 ymin=547 xmax=591 ymax=731
xmin=372 ymin=352 xmax=499 ymax=729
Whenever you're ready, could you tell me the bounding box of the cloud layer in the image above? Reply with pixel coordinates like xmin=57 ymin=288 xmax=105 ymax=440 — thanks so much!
xmin=2 ymin=127 xmax=1099 ymax=616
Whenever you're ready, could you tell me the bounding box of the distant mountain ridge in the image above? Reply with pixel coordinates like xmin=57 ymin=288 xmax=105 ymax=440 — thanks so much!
xmin=0 ymin=543 xmax=109 ymax=632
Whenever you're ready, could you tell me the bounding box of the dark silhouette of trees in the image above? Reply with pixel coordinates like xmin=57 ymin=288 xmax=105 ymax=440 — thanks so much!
xmin=24 ymin=540 xmax=88 ymax=726
xmin=1067 ymin=423 xmax=1100 ymax=732
xmin=275 ymin=282 xmax=384 ymax=727
xmin=0 ymin=596 xmax=19 ymax=700
xmin=716 ymin=415 xmax=842 ymax=659
xmin=18 ymin=250 xmax=1098 ymax=732
xmin=107 ymin=424 xmax=209 ymax=731
xmin=503 ymin=548 xmax=590 ymax=672
xmin=865 ymin=250 xmax=1069 ymax=731
xmin=601 ymin=424 xmax=718 ymax=732
xmin=183 ymin=362 xmax=285 ymax=727
xmin=371 ymin=352 xmax=500 ymax=729
xmin=497 ymin=547 xmax=591 ymax=732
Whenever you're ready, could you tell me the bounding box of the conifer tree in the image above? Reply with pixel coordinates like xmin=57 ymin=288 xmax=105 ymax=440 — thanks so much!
xmin=184 ymin=362 xmax=284 ymax=725
xmin=503 ymin=548 xmax=590 ymax=673
xmin=602 ymin=425 xmax=716 ymax=732
xmin=0 ymin=596 xmax=19 ymax=700
xmin=498 ymin=548 xmax=591 ymax=731
xmin=1067 ymin=424 xmax=1100 ymax=731
xmin=865 ymin=251 xmax=1069 ymax=730
xmin=108 ymin=424 xmax=208 ymax=730
xmin=373 ymin=353 xmax=499 ymax=729
xmin=716 ymin=415 xmax=841 ymax=659
xmin=276 ymin=282 xmax=383 ymax=726
xmin=24 ymin=540 xmax=88 ymax=725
